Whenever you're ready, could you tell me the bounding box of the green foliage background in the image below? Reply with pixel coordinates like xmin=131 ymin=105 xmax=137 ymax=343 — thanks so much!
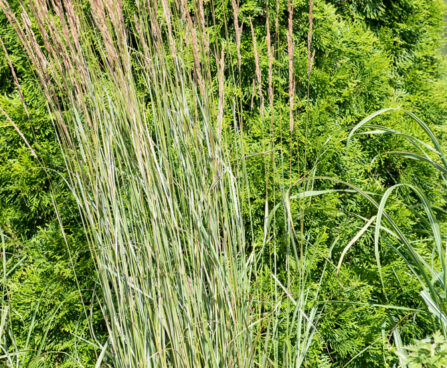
xmin=0 ymin=2 xmax=103 ymax=365
xmin=1 ymin=0 xmax=447 ymax=366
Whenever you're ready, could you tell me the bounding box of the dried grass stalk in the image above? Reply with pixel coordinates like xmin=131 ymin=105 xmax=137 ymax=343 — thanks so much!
xmin=307 ymin=0 xmax=315 ymax=77
xmin=287 ymin=0 xmax=295 ymax=132
xmin=181 ymin=0 xmax=205 ymax=97
xmin=197 ymin=0 xmax=210 ymax=56
xmin=231 ymin=0 xmax=242 ymax=72
xmin=266 ymin=11 xmax=274 ymax=109
xmin=217 ymin=45 xmax=225 ymax=138
xmin=250 ymin=18 xmax=264 ymax=119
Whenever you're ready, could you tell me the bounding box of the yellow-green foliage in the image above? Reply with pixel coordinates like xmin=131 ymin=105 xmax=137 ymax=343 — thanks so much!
xmin=0 ymin=2 xmax=102 ymax=366
xmin=397 ymin=331 xmax=447 ymax=367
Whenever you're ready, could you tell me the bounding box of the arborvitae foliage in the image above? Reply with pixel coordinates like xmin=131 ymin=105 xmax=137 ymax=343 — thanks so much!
xmin=1 ymin=0 xmax=447 ymax=366
xmin=0 ymin=2 xmax=102 ymax=366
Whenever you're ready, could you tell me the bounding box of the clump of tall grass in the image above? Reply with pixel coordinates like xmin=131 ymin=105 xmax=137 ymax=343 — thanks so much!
xmin=1 ymin=0 xmax=253 ymax=365
xmin=0 ymin=0 xmax=322 ymax=366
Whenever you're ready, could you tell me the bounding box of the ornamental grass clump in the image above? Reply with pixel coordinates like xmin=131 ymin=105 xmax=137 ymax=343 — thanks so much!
xmin=0 ymin=0 xmax=324 ymax=366
xmin=0 ymin=0 xmax=253 ymax=366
